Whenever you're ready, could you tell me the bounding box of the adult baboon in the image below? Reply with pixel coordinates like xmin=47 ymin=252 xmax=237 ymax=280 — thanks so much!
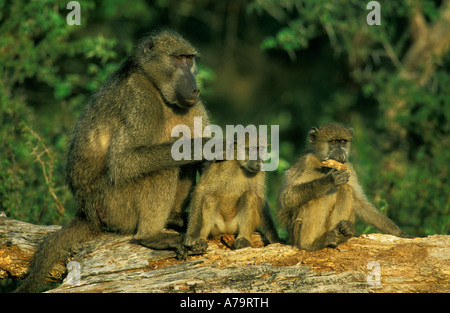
xmin=184 ymin=140 xmax=280 ymax=253
xmin=16 ymin=29 xmax=210 ymax=293
xmin=278 ymin=122 xmax=411 ymax=251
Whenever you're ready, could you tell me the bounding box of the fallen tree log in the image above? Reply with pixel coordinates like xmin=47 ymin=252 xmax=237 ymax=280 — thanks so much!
xmin=1 ymin=212 xmax=449 ymax=293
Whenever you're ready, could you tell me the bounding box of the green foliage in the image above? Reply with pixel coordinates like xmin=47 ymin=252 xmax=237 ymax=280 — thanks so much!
xmin=0 ymin=0 xmax=119 ymax=224
xmin=196 ymin=64 xmax=216 ymax=96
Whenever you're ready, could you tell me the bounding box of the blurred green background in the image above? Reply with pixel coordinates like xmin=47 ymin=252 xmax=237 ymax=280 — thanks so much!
xmin=1 ymin=0 xmax=448 ymax=244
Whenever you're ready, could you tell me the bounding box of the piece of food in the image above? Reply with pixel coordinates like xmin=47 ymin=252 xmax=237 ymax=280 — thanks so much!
xmin=321 ymin=159 xmax=347 ymax=170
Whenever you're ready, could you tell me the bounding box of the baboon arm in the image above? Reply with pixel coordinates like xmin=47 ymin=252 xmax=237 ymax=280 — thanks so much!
xmin=106 ymin=141 xmax=186 ymax=184
xmin=280 ymin=178 xmax=332 ymax=209
xmin=106 ymin=137 xmax=211 ymax=185
xmin=353 ymin=191 xmax=406 ymax=237
xmin=185 ymin=191 xmax=206 ymax=240
xmin=259 ymin=201 xmax=281 ymax=244
xmin=107 ymin=135 xmax=229 ymax=185
xmin=186 ymin=192 xmax=219 ymax=240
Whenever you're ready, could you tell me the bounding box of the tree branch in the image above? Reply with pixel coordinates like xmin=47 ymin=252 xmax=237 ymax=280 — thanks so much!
xmin=1 ymin=213 xmax=448 ymax=293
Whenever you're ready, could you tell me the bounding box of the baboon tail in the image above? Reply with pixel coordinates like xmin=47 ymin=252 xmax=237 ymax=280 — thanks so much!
xmin=14 ymin=215 xmax=98 ymax=293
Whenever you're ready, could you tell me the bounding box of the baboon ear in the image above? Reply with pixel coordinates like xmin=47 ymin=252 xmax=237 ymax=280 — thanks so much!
xmin=143 ymin=39 xmax=154 ymax=54
xmin=348 ymin=127 xmax=354 ymax=136
xmin=308 ymin=127 xmax=319 ymax=143
xmin=347 ymin=127 xmax=354 ymax=140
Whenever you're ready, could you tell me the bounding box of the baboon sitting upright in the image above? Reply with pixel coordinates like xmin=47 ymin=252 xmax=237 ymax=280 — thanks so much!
xmin=278 ymin=123 xmax=411 ymax=251
xmin=184 ymin=138 xmax=280 ymax=253
xmin=16 ymin=29 xmax=211 ymax=293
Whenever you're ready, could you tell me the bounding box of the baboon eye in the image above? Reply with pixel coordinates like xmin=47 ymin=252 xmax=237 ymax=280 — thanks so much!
xmin=341 ymin=140 xmax=346 ymax=144
xmin=186 ymin=55 xmax=194 ymax=60
xmin=331 ymin=140 xmax=336 ymax=145
xmin=176 ymin=55 xmax=183 ymax=60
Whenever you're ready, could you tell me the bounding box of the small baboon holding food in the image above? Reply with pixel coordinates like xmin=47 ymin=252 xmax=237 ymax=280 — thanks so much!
xmin=278 ymin=122 xmax=411 ymax=251
xmin=184 ymin=139 xmax=280 ymax=253
xmin=15 ymin=29 xmax=211 ymax=293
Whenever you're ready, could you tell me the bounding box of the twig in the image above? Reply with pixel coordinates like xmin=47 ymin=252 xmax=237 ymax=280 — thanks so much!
xmin=22 ymin=124 xmax=65 ymax=216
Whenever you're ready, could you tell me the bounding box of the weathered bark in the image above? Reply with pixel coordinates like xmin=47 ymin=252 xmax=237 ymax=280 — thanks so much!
xmin=1 ymin=213 xmax=449 ymax=293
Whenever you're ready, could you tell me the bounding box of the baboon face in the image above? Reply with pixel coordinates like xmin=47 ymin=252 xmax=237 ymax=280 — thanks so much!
xmin=325 ymin=138 xmax=351 ymax=163
xmin=232 ymin=132 xmax=264 ymax=174
xmin=238 ymin=158 xmax=262 ymax=173
xmin=308 ymin=123 xmax=353 ymax=163
xmin=237 ymin=146 xmax=263 ymax=174
xmin=135 ymin=30 xmax=200 ymax=108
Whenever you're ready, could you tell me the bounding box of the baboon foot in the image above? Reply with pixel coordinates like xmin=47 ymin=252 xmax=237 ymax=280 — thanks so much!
xmin=321 ymin=221 xmax=354 ymax=249
xmin=175 ymin=245 xmax=189 ymax=260
xmin=133 ymin=231 xmax=189 ymax=259
xmin=234 ymin=237 xmax=252 ymax=249
xmin=321 ymin=229 xmax=344 ymax=249
xmin=337 ymin=220 xmax=355 ymax=237
xmin=184 ymin=236 xmax=208 ymax=254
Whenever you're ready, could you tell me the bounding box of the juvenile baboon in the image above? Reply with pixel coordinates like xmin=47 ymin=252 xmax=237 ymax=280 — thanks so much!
xmin=16 ymin=29 xmax=210 ymax=293
xmin=278 ymin=122 xmax=411 ymax=251
xmin=184 ymin=140 xmax=280 ymax=253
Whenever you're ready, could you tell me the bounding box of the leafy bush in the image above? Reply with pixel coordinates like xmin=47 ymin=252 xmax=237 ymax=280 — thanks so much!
xmin=0 ymin=0 xmax=118 ymax=224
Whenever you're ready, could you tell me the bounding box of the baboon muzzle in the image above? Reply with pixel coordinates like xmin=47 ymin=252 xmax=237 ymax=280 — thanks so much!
xmin=177 ymin=72 xmax=200 ymax=107
xmin=247 ymin=160 xmax=262 ymax=172
xmin=330 ymin=151 xmax=347 ymax=163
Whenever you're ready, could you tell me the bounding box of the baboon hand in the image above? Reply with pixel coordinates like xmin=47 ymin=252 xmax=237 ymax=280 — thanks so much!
xmin=184 ymin=236 xmax=208 ymax=254
xmin=327 ymin=169 xmax=350 ymax=187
